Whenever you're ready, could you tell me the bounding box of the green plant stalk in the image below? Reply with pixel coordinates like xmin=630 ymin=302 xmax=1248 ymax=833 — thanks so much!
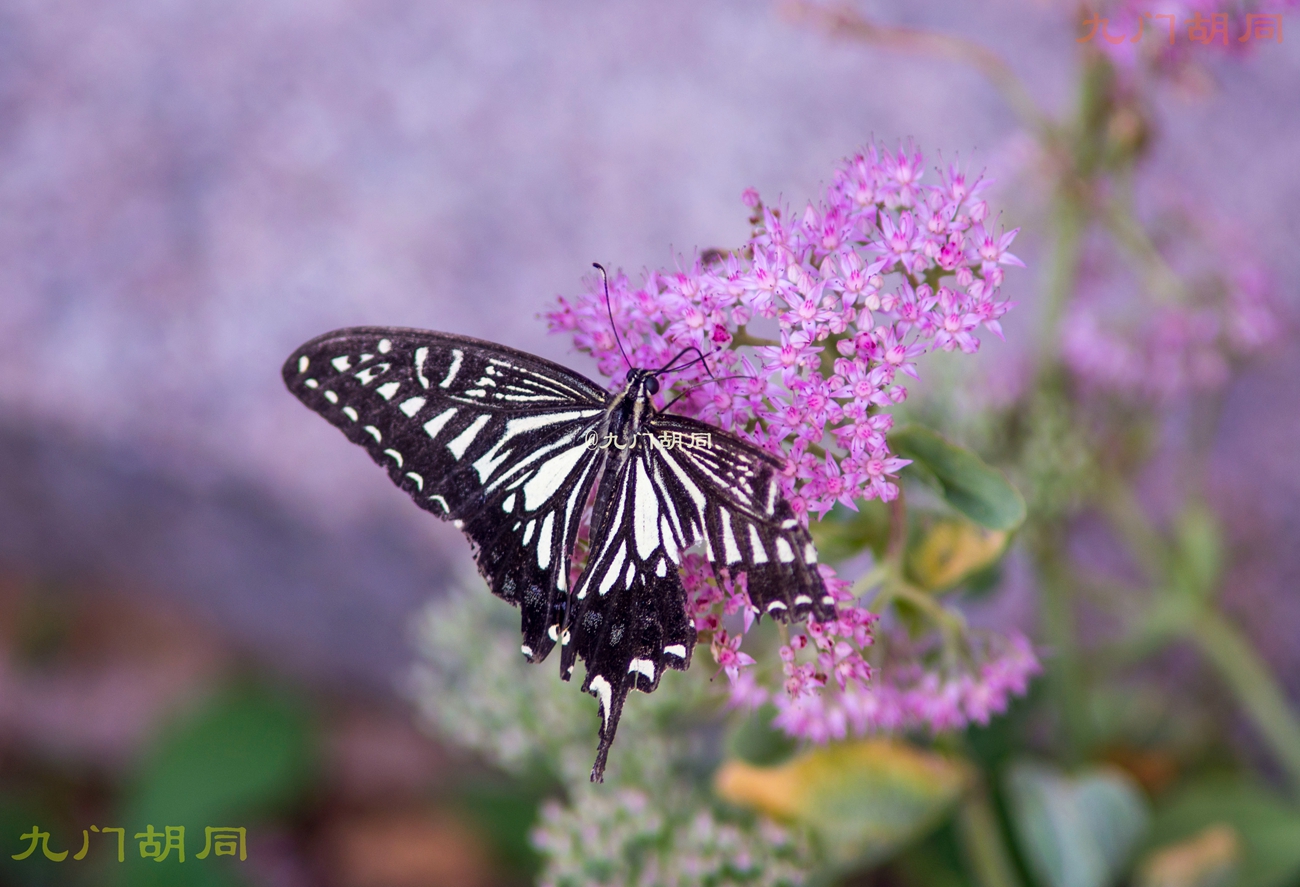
xmin=1039 ymin=193 xmax=1086 ymax=364
xmin=785 ymin=2 xmax=1052 ymax=137
xmin=957 ymin=784 xmax=1024 ymax=887
xmin=1188 ymin=607 xmax=1300 ymax=797
xmin=1034 ymin=530 xmax=1090 ymax=764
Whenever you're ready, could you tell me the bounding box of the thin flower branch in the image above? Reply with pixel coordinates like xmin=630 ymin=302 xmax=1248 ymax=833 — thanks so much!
xmin=784 ymin=1 xmax=1054 ymax=136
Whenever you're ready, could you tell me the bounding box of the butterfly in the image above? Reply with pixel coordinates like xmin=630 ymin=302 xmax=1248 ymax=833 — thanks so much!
xmin=283 ymin=321 xmax=833 ymax=781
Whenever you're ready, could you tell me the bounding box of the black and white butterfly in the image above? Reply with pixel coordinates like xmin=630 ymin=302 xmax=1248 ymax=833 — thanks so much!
xmin=283 ymin=324 xmax=833 ymax=781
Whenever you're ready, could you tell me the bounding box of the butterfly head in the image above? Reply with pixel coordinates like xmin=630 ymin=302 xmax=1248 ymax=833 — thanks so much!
xmin=625 ymin=367 xmax=660 ymax=398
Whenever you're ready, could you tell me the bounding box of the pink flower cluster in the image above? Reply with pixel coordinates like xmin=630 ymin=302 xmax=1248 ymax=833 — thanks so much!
xmin=547 ymin=142 xmax=1026 ymax=741
xmin=547 ymin=142 xmax=1018 ymax=517
xmin=771 ymin=631 xmax=1041 ymax=741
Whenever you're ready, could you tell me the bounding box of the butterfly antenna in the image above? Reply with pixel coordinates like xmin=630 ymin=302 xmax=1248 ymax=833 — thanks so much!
xmin=660 ymin=372 xmax=756 ymax=412
xmin=593 ymin=263 xmax=632 ymax=370
xmin=656 ymin=345 xmax=714 ymax=378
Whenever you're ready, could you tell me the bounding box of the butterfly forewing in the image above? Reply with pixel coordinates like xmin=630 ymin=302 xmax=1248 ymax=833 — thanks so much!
xmin=283 ymin=328 xmax=608 ymax=659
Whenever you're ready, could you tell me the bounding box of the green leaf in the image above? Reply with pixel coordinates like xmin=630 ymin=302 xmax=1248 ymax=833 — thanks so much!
xmin=1005 ymin=761 xmax=1150 ymax=887
xmin=109 ymin=684 xmax=317 ymax=887
xmin=127 ymin=683 xmax=316 ymax=826
xmin=715 ymin=739 xmax=972 ymax=869
xmin=1142 ymin=777 xmax=1300 ymax=887
xmin=890 ymin=425 xmax=1026 ymax=531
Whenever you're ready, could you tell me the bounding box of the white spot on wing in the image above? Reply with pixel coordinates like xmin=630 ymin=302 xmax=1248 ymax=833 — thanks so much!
xmin=660 ymin=517 xmax=679 ymax=561
xmin=522 ymin=444 xmax=588 ymax=511
xmin=521 ymin=645 xmax=533 ymax=658
xmin=522 ymin=520 xmax=536 ymax=544
xmin=599 ymin=542 xmax=627 ymax=596
xmin=447 ymin=414 xmax=490 ymax=459
xmin=633 ymin=460 xmax=660 ymax=561
xmin=355 ymin=364 xmax=389 ymax=385
xmin=536 ymin=512 xmax=555 ymax=569
xmin=548 ymin=624 xmax=559 ymax=641
xmin=794 ymin=594 xmax=813 ymax=606
xmin=376 ymin=381 xmax=401 ymax=401
xmin=324 ymin=390 xmax=338 ymax=404
xmin=384 ymin=448 xmax=403 ymax=466
xmin=767 ymin=600 xmax=787 ymax=613
xmin=502 ymin=493 xmax=515 ymax=513
xmin=429 ymin=495 xmax=449 ymax=513
xmin=505 ymin=411 xmax=598 ymax=435
xmin=748 ymin=525 xmax=768 ymax=564
xmin=805 ymin=542 xmax=818 ymax=563
xmin=342 ymin=407 xmax=358 ymax=422
xmin=720 ymin=510 xmax=742 ymax=564
xmin=423 ymin=407 xmax=457 ymax=440
xmin=655 ymin=559 xmax=667 ymax=577
xmin=664 ymin=644 xmax=687 ymax=659
xmin=414 ymin=347 xmax=430 ymax=388
xmin=439 ymin=349 xmax=463 ymax=388
xmin=629 ymin=659 xmax=655 ymax=681
xmin=776 ymin=538 xmax=795 ymax=563
xmin=399 ymin=396 xmax=426 ymax=417
xmin=589 ymin=675 xmax=612 ymax=727
xmin=304 ymin=378 xmax=318 ymax=389
xmin=298 ymin=355 xmax=309 ymax=373
xmin=332 ymin=356 xmax=351 ymax=372
xmin=406 ymin=472 xmax=423 ymax=490
xmin=473 ymin=445 xmax=512 ymax=484
xmin=364 ymin=426 xmax=382 ymax=443
xmin=655 ymin=445 xmax=707 ymax=528
xmin=378 ymin=338 xmax=392 ymax=354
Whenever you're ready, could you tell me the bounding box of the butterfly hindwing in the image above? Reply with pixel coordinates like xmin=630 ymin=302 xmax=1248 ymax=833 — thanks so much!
xmin=643 ymin=413 xmax=835 ymax=624
xmin=282 ymin=327 xmax=608 ymax=659
xmin=561 ymin=445 xmax=696 ymax=779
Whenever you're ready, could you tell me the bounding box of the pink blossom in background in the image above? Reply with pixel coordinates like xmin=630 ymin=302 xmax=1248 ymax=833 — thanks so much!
xmin=547 ymin=142 xmax=1032 ymax=739
xmin=1061 ymin=205 xmax=1282 ymax=401
xmin=771 ymin=631 xmax=1040 ymax=740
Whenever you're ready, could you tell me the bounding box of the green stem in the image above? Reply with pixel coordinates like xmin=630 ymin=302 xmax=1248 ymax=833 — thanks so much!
xmin=1034 ymin=529 xmax=1090 ymax=764
xmin=786 ymin=2 xmax=1052 ymax=136
xmin=1099 ymin=198 xmax=1187 ymax=306
xmin=1097 ymin=478 xmax=1165 ymax=583
xmin=1188 ymin=608 xmax=1300 ymax=797
xmin=730 ymin=328 xmax=779 ymax=348
xmin=957 ymin=784 xmax=1024 ymax=887
xmin=1039 ymin=193 xmax=1086 ymax=364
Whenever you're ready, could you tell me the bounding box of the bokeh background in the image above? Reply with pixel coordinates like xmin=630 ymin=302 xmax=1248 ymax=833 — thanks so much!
xmin=2 ymin=2 xmax=1299 ymax=885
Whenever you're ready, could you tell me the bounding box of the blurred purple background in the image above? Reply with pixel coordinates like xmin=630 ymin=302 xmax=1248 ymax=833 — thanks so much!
xmin=1 ymin=0 xmax=1298 ymax=696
